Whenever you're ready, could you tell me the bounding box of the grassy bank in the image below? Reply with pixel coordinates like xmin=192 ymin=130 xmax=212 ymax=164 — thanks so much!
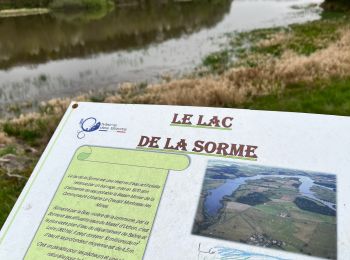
xmin=0 ymin=6 xmax=350 ymax=227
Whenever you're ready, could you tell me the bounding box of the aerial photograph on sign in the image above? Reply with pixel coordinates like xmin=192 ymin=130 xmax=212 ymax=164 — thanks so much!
xmin=193 ymin=160 xmax=337 ymax=259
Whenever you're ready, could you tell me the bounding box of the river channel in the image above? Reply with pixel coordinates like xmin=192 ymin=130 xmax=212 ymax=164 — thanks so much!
xmin=204 ymin=174 xmax=336 ymax=217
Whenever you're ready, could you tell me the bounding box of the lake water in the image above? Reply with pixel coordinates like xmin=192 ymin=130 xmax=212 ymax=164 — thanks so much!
xmin=0 ymin=0 xmax=323 ymax=111
xmin=204 ymin=174 xmax=335 ymax=217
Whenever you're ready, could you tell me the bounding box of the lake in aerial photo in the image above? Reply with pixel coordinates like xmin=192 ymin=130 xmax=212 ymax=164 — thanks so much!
xmin=193 ymin=160 xmax=337 ymax=259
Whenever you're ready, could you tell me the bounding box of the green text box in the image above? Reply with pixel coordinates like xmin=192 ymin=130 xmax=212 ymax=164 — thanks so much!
xmin=25 ymin=146 xmax=189 ymax=260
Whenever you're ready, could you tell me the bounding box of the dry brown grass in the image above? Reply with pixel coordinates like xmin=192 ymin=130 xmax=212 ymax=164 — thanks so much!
xmin=107 ymin=28 xmax=350 ymax=107
xmin=257 ymin=31 xmax=292 ymax=48
xmin=0 ymin=132 xmax=12 ymax=145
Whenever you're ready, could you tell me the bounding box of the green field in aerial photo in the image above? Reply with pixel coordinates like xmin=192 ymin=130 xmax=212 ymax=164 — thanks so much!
xmin=193 ymin=160 xmax=337 ymax=259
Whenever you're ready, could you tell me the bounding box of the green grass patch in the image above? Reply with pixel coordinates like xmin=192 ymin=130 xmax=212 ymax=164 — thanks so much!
xmin=255 ymin=203 xmax=282 ymax=215
xmin=2 ymin=116 xmax=60 ymax=146
xmin=0 ymin=146 xmax=17 ymax=157
xmin=255 ymin=201 xmax=296 ymax=216
xmin=240 ymin=14 xmax=346 ymax=57
xmin=244 ymin=208 xmax=300 ymax=246
xmin=3 ymin=121 xmax=42 ymax=145
xmin=0 ymin=167 xmax=31 ymax=227
xmin=290 ymin=207 xmax=336 ymax=224
xmin=202 ymin=49 xmax=232 ymax=73
xmin=241 ymin=78 xmax=350 ymax=116
xmin=308 ymin=223 xmax=337 ymax=259
xmin=201 ymin=10 xmax=349 ymax=72
xmin=287 ymin=18 xmax=344 ymax=55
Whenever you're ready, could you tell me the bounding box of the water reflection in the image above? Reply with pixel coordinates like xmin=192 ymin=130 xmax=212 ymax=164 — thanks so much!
xmin=0 ymin=0 xmax=231 ymax=69
xmin=0 ymin=0 xmax=322 ymax=111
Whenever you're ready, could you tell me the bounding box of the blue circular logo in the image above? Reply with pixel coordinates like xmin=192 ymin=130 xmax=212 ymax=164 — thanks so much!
xmin=77 ymin=117 xmax=101 ymax=139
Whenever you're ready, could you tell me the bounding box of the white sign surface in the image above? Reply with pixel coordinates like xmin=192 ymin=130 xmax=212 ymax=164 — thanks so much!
xmin=0 ymin=102 xmax=349 ymax=260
